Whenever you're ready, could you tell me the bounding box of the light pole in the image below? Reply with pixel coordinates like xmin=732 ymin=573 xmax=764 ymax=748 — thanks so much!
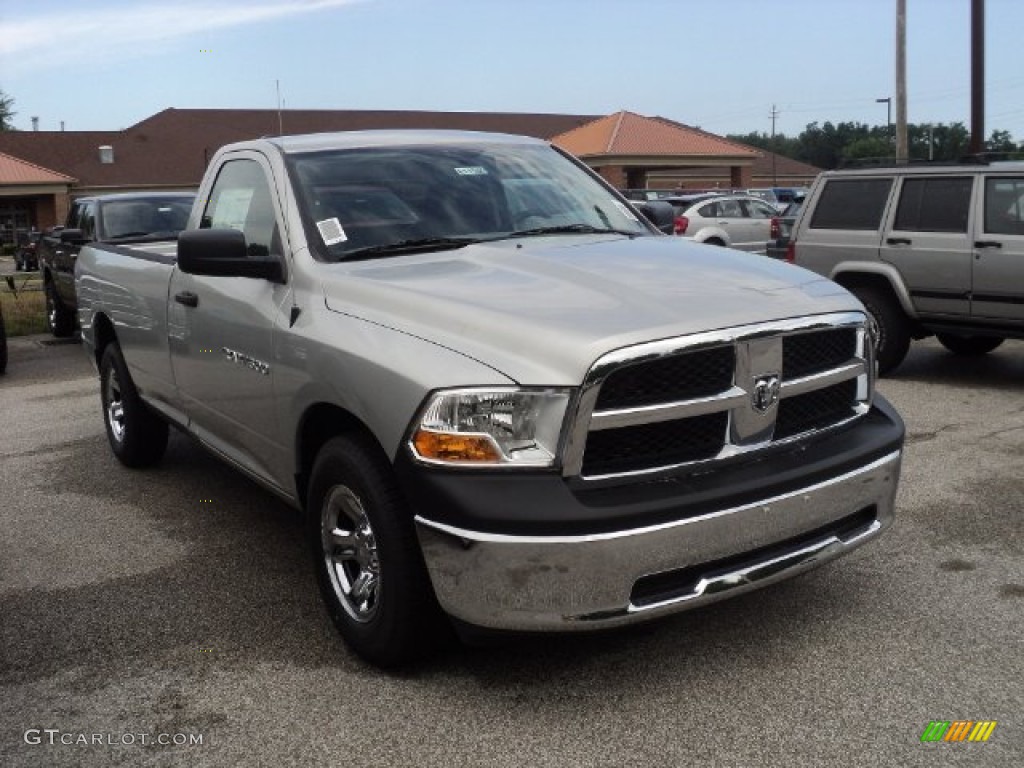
xmin=876 ymin=97 xmax=892 ymax=151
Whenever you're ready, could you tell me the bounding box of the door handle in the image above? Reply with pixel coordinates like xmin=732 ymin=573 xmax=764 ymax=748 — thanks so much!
xmin=174 ymin=291 xmax=199 ymax=308
xmin=886 ymin=237 xmax=912 ymax=245
xmin=974 ymin=240 xmax=1002 ymax=249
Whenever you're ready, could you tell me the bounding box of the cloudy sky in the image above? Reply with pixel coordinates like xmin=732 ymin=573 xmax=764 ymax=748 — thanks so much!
xmin=2 ymin=0 xmax=1023 ymax=141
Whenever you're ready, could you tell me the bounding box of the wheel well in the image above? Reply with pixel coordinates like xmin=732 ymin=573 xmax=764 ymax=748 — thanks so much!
xmin=833 ymin=272 xmax=927 ymax=339
xmin=91 ymin=313 xmax=117 ymax=368
xmin=294 ymin=404 xmax=386 ymax=510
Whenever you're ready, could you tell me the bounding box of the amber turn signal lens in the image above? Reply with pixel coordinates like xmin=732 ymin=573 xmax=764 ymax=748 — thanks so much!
xmin=412 ymin=429 xmax=503 ymax=463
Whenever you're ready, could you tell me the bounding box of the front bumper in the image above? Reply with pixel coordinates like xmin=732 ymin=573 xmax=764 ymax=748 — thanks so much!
xmin=406 ymin=399 xmax=903 ymax=632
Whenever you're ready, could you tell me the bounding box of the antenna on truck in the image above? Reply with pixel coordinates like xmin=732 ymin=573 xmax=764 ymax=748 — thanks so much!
xmin=275 ymin=80 xmax=285 ymax=136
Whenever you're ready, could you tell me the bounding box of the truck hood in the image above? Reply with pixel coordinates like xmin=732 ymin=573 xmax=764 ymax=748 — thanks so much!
xmin=321 ymin=235 xmax=859 ymax=385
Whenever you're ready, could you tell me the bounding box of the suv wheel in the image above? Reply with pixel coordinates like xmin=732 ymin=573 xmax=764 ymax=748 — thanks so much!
xmin=935 ymin=334 xmax=1004 ymax=356
xmin=308 ymin=434 xmax=449 ymax=667
xmin=852 ymin=285 xmax=910 ymax=375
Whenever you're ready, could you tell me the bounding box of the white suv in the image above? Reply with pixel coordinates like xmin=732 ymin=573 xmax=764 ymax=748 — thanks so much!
xmin=789 ymin=162 xmax=1024 ymax=373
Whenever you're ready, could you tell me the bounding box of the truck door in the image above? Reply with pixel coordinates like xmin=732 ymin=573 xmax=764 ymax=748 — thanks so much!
xmin=880 ymin=175 xmax=974 ymax=318
xmin=168 ymin=153 xmax=291 ymax=485
xmin=54 ymin=200 xmax=95 ymax=305
xmin=971 ymin=175 xmax=1024 ymax=323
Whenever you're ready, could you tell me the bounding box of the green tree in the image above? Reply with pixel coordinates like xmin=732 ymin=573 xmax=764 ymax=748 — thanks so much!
xmin=0 ymin=89 xmax=16 ymax=131
xmin=986 ymin=129 xmax=1018 ymax=155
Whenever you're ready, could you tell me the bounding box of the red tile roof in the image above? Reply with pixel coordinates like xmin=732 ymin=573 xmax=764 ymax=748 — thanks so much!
xmin=0 ymin=109 xmax=601 ymax=190
xmin=553 ymin=111 xmax=759 ymax=159
xmin=0 ymin=151 xmax=75 ymax=185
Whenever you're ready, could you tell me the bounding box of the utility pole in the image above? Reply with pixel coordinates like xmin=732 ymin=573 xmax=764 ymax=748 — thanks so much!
xmin=969 ymin=0 xmax=985 ymax=155
xmin=769 ymin=104 xmax=779 ymax=186
xmin=895 ymin=0 xmax=908 ymax=162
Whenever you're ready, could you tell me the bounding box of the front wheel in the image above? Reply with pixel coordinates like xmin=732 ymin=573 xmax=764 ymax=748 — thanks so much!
xmin=308 ymin=434 xmax=448 ymax=667
xmin=852 ymin=285 xmax=911 ymax=375
xmin=935 ymin=333 xmax=1004 ymax=356
xmin=99 ymin=343 xmax=168 ymax=467
xmin=45 ymin=282 xmax=75 ymax=338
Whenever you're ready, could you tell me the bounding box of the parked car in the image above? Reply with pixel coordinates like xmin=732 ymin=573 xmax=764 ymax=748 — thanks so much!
xmin=668 ymin=193 xmax=780 ymax=252
xmin=747 ymin=187 xmax=805 ymax=213
xmin=38 ymin=192 xmax=196 ymax=337
xmin=789 ymin=161 xmax=1024 ymax=373
xmin=765 ymin=197 xmax=805 ymax=259
xmin=14 ymin=230 xmax=41 ymax=271
xmin=75 ymin=129 xmax=903 ymax=667
xmin=620 ymin=188 xmax=676 ymax=201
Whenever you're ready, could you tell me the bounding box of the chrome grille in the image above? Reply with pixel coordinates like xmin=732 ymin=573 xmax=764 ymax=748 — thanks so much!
xmin=595 ymin=346 xmax=734 ymax=409
xmin=564 ymin=313 xmax=873 ymax=481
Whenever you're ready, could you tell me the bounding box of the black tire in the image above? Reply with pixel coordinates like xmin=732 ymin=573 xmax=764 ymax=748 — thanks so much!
xmin=935 ymin=333 xmax=1004 ymax=356
xmin=0 ymin=307 xmax=7 ymax=375
xmin=308 ymin=434 xmax=448 ymax=667
xmin=45 ymin=282 xmax=75 ymax=338
xmin=852 ymin=285 xmax=911 ymax=375
xmin=99 ymin=343 xmax=168 ymax=468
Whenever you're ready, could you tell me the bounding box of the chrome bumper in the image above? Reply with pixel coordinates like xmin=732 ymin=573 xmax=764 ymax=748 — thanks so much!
xmin=415 ymin=450 xmax=901 ymax=631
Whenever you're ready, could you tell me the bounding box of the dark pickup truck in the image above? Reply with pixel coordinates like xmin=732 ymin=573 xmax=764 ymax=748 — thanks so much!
xmin=38 ymin=192 xmax=195 ymax=336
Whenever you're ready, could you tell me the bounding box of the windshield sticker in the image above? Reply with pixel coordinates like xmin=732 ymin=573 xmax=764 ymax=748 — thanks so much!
xmin=614 ymin=201 xmax=640 ymax=222
xmin=316 ymin=218 xmax=348 ymax=245
xmin=454 ymin=166 xmax=488 ymax=176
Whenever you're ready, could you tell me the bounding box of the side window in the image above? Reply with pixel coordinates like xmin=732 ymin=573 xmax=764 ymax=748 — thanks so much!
xmin=201 ymin=159 xmax=280 ymax=258
xmin=810 ymin=178 xmax=893 ymax=230
xmin=744 ymin=201 xmax=777 ymax=219
xmin=80 ymin=203 xmax=97 ymax=240
xmin=698 ymin=202 xmax=718 ymax=218
xmin=718 ymin=199 xmax=744 ymax=218
xmin=66 ymin=202 xmax=82 ymax=230
xmin=984 ymin=177 xmax=1024 ymax=236
xmin=893 ymin=177 xmax=972 ymax=233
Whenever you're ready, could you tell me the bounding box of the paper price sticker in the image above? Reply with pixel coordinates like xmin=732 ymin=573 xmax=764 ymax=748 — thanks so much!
xmin=316 ymin=218 xmax=348 ymax=245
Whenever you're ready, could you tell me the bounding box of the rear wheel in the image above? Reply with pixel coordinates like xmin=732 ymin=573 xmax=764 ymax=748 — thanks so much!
xmin=45 ymin=282 xmax=75 ymax=338
xmin=99 ymin=343 xmax=168 ymax=467
xmin=308 ymin=434 xmax=448 ymax=667
xmin=851 ymin=285 xmax=911 ymax=375
xmin=936 ymin=333 xmax=1004 ymax=356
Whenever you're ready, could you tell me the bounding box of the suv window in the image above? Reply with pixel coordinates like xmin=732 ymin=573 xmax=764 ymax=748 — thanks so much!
xmin=893 ymin=177 xmax=972 ymax=233
xmin=984 ymin=177 xmax=1024 ymax=235
xmin=810 ymin=178 xmax=893 ymax=230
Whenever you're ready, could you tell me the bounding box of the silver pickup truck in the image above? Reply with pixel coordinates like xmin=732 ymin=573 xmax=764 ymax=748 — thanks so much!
xmin=76 ymin=130 xmax=904 ymax=667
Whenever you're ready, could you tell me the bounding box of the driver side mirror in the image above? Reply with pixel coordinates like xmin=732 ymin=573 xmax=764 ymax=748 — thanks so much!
xmin=178 ymin=229 xmax=284 ymax=282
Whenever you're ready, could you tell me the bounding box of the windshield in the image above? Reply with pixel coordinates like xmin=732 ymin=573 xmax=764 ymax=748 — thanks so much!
xmin=286 ymin=142 xmax=651 ymax=260
xmin=101 ymin=196 xmax=195 ymax=240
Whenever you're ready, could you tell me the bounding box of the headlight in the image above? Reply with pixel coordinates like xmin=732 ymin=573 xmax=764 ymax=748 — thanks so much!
xmin=410 ymin=388 xmax=572 ymax=467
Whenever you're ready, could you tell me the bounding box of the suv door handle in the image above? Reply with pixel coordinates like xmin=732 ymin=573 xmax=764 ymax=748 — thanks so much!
xmin=886 ymin=237 xmax=912 ymax=245
xmin=174 ymin=291 xmax=199 ymax=308
xmin=974 ymin=240 xmax=1002 ymax=249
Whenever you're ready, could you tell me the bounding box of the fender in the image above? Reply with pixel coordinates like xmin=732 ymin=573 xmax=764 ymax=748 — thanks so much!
xmin=829 ymin=261 xmax=918 ymax=319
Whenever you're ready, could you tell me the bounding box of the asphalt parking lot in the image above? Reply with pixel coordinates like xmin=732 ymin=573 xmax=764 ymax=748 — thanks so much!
xmin=1 ymin=334 xmax=1021 ymax=767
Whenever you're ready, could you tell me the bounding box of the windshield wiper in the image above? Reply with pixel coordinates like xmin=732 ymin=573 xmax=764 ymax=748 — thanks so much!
xmin=341 ymin=236 xmax=482 ymax=260
xmin=506 ymin=223 xmax=639 ymax=238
